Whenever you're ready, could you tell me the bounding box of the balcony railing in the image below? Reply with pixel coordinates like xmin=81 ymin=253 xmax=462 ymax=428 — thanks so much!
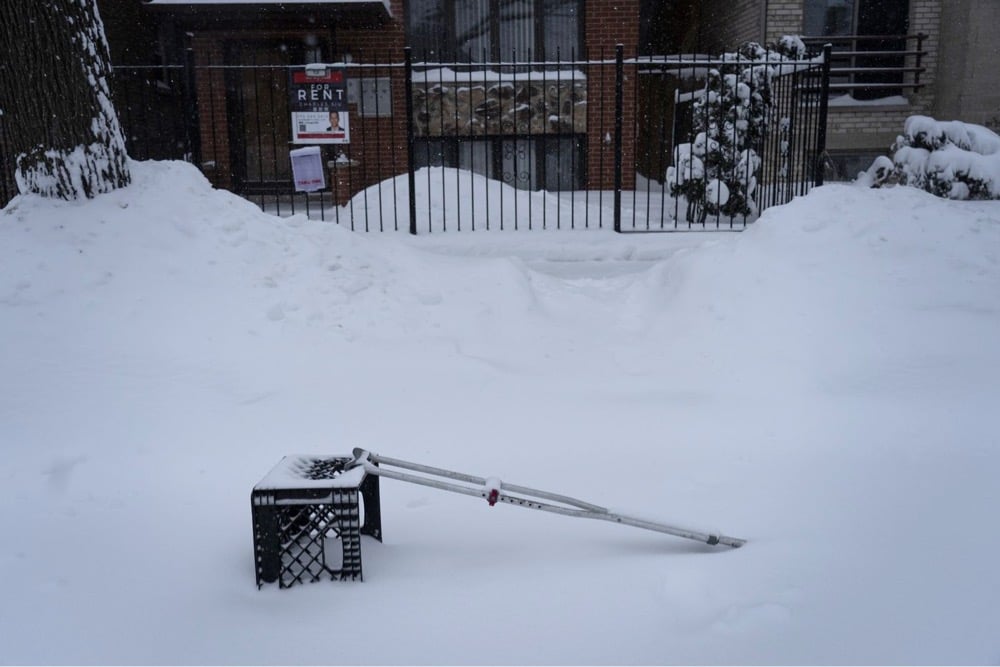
xmin=800 ymin=33 xmax=927 ymax=101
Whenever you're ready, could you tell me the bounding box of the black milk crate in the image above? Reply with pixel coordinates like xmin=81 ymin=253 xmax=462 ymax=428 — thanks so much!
xmin=251 ymin=455 xmax=382 ymax=589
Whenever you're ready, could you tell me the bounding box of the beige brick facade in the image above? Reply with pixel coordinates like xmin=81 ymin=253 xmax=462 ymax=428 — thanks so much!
xmin=823 ymin=0 xmax=940 ymax=156
xmin=907 ymin=0 xmax=941 ymax=117
xmin=765 ymin=1 xmax=804 ymax=44
xmin=722 ymin=0 xmax=947 ymax=169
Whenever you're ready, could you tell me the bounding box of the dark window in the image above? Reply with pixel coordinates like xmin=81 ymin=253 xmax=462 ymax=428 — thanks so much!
xmin=803 ymin=0 xmax=908 ymax=37
xmin=803 ymin=0 xmax=856 ymax=37
xmin=804 ymin=0 xmax=910 ymax=100
xmin=408 ymin=0 xmax=583 ymax=61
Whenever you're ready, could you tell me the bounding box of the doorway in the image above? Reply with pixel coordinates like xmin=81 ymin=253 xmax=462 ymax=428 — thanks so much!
xmin=225 ymin=39 xmax=329 ymax=194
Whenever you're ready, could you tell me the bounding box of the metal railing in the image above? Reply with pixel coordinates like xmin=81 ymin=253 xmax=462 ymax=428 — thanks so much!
xmin=800 ymin=33 xmax=926 ymax=99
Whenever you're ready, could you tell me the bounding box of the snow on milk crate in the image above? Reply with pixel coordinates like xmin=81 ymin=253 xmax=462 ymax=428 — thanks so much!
xmin=251 ymin=455 xmax=382 ymax=589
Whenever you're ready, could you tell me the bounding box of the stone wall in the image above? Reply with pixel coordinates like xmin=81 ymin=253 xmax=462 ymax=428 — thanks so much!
xmin=411 ymin=79 xmax=587 ymax=136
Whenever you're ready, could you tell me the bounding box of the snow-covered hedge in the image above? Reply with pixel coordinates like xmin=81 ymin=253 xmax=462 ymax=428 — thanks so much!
xmin=860 ymin=116 xmax=1000 ymax=200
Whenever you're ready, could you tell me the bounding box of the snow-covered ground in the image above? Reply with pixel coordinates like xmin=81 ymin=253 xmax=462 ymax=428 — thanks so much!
xmin=1 ymin=161 xmax=999 ymax=664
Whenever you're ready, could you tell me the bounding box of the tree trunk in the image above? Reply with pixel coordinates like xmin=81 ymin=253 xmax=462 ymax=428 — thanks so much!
xmin=0 ymin=0 xmax=130 ymax=200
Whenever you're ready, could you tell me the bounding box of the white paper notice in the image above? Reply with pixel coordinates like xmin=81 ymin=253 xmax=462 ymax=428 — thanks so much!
xmin=289 ymin=146 xmax=325 ymax=192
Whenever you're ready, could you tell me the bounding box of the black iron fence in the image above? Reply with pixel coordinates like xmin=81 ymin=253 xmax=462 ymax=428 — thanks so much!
xmin=1 ymin=46 xmax=830 ymax=231
xmin=628 ymin=47 xmax=831 ymax=230
xmin=112 ymin=63 xmax=197 ymax=163
xmin=182 ymin=54 xmax=409 ymax=230
xmin=0 ymin=111 xmax=16 ymax=207
xmin=405 ymin=46 xmax=614 ymax=232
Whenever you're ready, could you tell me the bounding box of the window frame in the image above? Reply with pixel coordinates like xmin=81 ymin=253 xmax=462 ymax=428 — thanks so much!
xmin=406 ymin=0 xmax=585 ymax=62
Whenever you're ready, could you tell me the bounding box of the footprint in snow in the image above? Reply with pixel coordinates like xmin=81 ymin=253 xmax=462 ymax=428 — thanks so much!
xmin=267 ymin=304 xmax=285 ymax=321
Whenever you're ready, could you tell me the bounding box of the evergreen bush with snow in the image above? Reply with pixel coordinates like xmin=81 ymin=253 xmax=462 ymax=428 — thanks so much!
xmin=667 ymin=37 xmax=809 ymax=223
xmin=860 ymin=116 xmax=1000 ymax=200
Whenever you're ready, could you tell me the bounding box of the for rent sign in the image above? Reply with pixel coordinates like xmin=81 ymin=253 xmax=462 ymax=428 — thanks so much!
xmin=289 ymin=66 xmax=350 ymax=144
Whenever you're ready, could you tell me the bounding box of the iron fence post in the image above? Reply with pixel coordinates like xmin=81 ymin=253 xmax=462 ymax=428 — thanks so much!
xmin=404 ymin=47 xmax=418 ymax=235
xmin=182 ymin=45 xmax=201 ymax=167
xmin=613 ymin=43 xmax=624 ymax=233
xmin=915 ymin=33 xmax=926 ymax=89
xmin=815 ymin=44 xmax=832 ymax=187
xmin=0 ymin=110 xmax=13 ymax=206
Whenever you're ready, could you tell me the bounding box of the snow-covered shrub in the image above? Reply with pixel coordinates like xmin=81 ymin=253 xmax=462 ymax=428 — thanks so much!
xmin=774 ymin=35 xmax=808 ymax=60
xmin=667 ymin=38 xmax=813 ymax=222
xmin=862 ymin=116 xmax=1000 ymax=200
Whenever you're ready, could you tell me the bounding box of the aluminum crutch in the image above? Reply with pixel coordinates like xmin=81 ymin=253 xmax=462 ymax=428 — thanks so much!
xmin=349 ymin=448 xmax=746 ymax=549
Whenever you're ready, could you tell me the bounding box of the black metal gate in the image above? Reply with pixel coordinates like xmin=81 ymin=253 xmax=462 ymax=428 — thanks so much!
xmin=401 ymin=44 xmax=830 ymax=233
xmin=1 ymin=45 xmax=830 ymax=230
xmin=624 ymin=46 xmax=832 ymax=231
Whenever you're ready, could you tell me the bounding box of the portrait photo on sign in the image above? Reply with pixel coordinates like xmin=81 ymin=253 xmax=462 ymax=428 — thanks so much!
xmin=292 ymin=109 xmax=350 ymax=144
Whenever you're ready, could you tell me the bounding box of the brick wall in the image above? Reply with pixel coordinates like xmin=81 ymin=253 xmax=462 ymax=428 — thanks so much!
xmin=585 ymin=0 xmax=639 ymax=190
xmin=701 ymin=0 xmax=765 ymax=50
xmin=764 ymin=0 xmax=803 ymax=43
xmin=335 ymin=0 xmax=405 ymax=57
xmin=908 ymin=0 xmax=940 ymax=116
xmin=336 ymin=0 xmax=641 ymax=198
xmin=728 ymin=0 xmax=766 ymax=45
xmin=185 ymin=9 xmax=407 ymax=200
xmin=825 ymin=106 xmax=912 ymax=155
xmin=182 ymin=0 xmax=642 ymax=202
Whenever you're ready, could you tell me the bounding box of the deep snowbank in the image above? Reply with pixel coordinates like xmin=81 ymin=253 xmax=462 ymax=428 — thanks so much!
xmin=2 ymin=161 xmax=999 ymax=664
